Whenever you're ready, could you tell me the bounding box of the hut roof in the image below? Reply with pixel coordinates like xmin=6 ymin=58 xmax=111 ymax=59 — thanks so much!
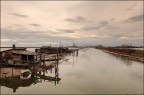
xmin=0 ymin=48 xmax=27 ymax=53
xmin=12 ymin=50 xmax=37 ymax=55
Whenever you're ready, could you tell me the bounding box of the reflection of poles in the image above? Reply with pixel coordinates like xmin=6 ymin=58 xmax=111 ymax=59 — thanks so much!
xmin=72 ymin=40 xmax=75 ymax=67
xmin=54 ymin=66 xmax=56 ymax=86
xmin=72 ymin=50 xmax=79 ymax=67
xmin=76 ymin=52 xmax=77 ymax=64
xmin=76 ymin=50 xmax=78 ymax=64
xmin=72 ymin=49 xmax=77 ymax=67
xmin=76 ymin=50 xmax=78 ymax=56
xmin=43 ymin=70 xmax=45 ymax=82
xmin=12 ymin=68 xmax=13 ymax=76
xmin=3 ymin=72 xmax=8 ymax=81
xmin=54 ymin=55 xmax=59 ymax=86
xmin=72 ymin=51 xmax=74 ymax=67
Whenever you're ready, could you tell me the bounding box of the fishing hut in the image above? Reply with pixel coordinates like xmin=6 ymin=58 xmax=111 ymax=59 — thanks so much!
xmin=0 ymin=45 xmax=42 ymax=66
xmin=35 ymin=46 xmax=72 ymax=54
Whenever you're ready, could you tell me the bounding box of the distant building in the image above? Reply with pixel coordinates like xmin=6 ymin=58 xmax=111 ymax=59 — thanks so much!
xmin=95 ymin=45 xmax=104 ymax=48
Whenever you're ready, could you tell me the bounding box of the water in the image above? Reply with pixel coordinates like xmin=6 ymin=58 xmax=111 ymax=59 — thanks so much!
xmin=0 ymin=48 xmax=143 ymax=94
xmin=131 ymin=48 xmax=143 ymax=50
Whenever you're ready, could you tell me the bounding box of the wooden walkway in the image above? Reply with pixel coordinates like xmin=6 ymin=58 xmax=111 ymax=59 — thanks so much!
xmin=0 ymin=63 xmax=32 ymax=68
xmin=43 ymin=58 xmax=61 ymax=61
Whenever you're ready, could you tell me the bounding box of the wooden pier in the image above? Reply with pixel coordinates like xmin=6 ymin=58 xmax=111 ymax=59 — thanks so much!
xmin=0 ymin=63 xmax=30 ymax=68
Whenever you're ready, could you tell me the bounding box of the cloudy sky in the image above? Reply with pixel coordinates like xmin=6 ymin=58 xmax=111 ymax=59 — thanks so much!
xmin=1 ymin=1 xmax=143 ymax=47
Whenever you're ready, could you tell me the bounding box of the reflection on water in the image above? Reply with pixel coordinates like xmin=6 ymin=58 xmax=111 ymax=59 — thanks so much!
xmin=0 ymin=48 xmax=143 ymax=94
xmin=106 ymin=50 xmax=143 ymax=68
xmin=107 ymin=53 xmax=141 ymax=66
xmin=0 ymin=62 xmax=60 ymax=93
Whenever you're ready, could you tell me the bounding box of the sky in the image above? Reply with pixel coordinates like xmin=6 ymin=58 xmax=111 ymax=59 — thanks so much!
xmin=1 ymin=1 xmax=143 ymax=47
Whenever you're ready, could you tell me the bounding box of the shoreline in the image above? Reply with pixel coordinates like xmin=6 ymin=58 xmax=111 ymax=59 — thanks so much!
xmin=102 ymin=50 xmax=144 ymax=62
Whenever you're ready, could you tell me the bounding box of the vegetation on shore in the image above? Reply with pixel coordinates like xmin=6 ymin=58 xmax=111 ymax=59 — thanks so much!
xmin=95 ymin=45 xmax=144 ymax=61
xmin=104 ymin=48 xmax=143 ymax=58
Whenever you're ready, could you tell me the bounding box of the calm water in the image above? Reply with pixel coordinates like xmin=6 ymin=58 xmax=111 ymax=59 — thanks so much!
xmin=0 ymin=48 xmax=143 ymax=94
xmin=131 ymin=48 xmax=143 ymax=50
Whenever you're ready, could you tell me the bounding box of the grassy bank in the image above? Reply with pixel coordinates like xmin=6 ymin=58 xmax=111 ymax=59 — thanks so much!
xmin=97 ymin=47 xmax=144 ymax=62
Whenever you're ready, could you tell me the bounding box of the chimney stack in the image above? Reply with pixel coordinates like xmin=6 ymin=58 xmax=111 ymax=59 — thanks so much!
xmin=12 ymin=44 xmax=15 ymax=50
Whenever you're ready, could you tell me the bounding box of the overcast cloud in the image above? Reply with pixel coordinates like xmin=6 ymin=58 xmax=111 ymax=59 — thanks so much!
xmin=1 ymin=1 xmax=143 ymax=47
xmin=123 ymin=14 xmax=143 ymax=23
xmin=11 ymin=13 xmax=29 ymax=18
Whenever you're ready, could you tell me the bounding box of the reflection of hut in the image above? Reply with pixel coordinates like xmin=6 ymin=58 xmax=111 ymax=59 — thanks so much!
xmin=0 ymin=45 xmax=39 ymax=65
xmin=0 ymin=75 xmax=38 ymax=93
xmin=0 ymin=74 xmax=61 ymax=93
xmin=0 ymin=68 xmax=21 ymax=78
xmin=35 ymin=46 xmax=72 ymax=54
xmin=20 ymin=69 xmax=32 ymax=80
xmin=0 ymin=66 xmax=61 ymax=93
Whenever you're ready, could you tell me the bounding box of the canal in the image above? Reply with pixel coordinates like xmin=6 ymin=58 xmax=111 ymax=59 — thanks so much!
xmin=0 ymin=48 xmax=143 ymax=94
